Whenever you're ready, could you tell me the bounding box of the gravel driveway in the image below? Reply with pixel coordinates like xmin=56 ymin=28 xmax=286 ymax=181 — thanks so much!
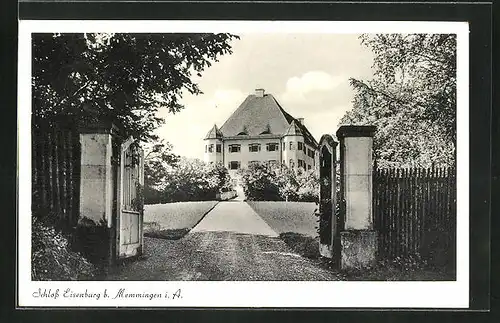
xmin=107 ymin=201 xmax=340 ymax=281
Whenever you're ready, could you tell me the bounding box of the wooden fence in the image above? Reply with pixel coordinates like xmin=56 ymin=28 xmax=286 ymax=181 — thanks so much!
xmin=373 ymin=167 xmax=456 ymax=267
xmin=32 ymin=121 xmax=81 ymax=231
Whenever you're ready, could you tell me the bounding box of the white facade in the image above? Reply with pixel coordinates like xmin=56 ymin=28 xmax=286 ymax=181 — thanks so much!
xmin=204 ymin=134 xmax=319 ymax=177
xmin=203 ymin=89 xmax=320 ymax=178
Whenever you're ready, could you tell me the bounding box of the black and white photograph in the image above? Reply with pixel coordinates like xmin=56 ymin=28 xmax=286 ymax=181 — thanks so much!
xmin=18 ymin=20 xmax=470 ymax=308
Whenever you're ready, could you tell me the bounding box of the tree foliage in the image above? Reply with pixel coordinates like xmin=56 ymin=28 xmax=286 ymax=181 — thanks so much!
xmin=341 ymin=34 xmax=456 ymax=167
xmin=144 ymin=140 xmax=180 ymax=189
xmin=32 ymin=33 xmax=239 ymax=141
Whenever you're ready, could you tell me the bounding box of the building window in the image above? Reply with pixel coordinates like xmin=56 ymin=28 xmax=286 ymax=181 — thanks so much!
xmin=289 ymin=142 xmax=294 ymax=150
xmin=228 ymin=161 xmax=241 ymax=170
xmin=308 ymin=164 xmax=312 ymax=170
xmin=298 ymin=159 xmax=305 ymax=168
xmin=268 ymin=160 xmax=277 ymax=166
xmin=216 ymin=144 xmax=221 ymax=153
xmin=307 ymin=148 xmax=314 ymax=158
xmin=208 ymin=144 xmax=214 ymax=153
xmin=249 ymin=143 xmax=261 ymax=152
xmin=282 ymin=142 xmax=285 ymax=151
xmin=266 ymin=143 xmax=279 ymax=151
xmin=249 ymin=160 xmax=259 ymax=166
xmin=228 ymin=144 xmax=241 ymax=153
xmin=298 ymin=142 xmax=303 ymax=151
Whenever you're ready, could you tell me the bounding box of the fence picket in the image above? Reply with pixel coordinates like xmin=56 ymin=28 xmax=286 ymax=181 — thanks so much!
xmin=389 ymin=168 xmax=395 ymax=258
xmin=373 ymin=165 xmax=456 ymax=265
xmin=32 ymin=121 xmax=81 ymax=230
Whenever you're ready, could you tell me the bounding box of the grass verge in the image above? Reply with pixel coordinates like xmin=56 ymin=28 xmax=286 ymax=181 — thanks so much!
xmin=144 ymin=201 xmax=219 ymax=230
xmin=143 ymin=227 xmax=191 ymax=240
xmin=247 ymin=201 xmax=318 ymax=236
xmin=142 ymin=201 xmax=219 ymax=240
xmin=279 ymin=232 xmax=320 ymax=259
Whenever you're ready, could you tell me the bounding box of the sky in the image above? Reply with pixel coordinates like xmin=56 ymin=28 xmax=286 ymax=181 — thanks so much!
xmin=155 ymin=33 xmax=375 ymax=160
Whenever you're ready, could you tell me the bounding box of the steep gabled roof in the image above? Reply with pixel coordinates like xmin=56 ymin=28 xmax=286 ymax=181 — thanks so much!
xmin=219 ymin=92 xmax=319 ymax=148
xmin=204 ymin=124 xmax=223 ymax=139
xmin=219 ymin=94 xmax=291 ymax=137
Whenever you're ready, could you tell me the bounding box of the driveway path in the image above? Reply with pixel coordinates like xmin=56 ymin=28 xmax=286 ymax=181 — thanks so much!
xmin=108 ymin=201 xmax=340 ymax=281
xmin=191 ymin=201 xmax=278 ymax=237
xmin=234 ymin=183 xmax=245 ymax=201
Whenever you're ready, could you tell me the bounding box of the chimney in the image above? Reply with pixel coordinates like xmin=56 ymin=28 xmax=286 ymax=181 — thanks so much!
xmin=297 ymin=118 xmax=304 ymax=125
xmin=255 ymin=88 xmax=265 ymax=97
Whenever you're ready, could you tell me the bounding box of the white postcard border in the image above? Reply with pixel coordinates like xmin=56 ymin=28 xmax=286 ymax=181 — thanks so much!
xmin=18 ymin=20 xmax=469 ymax=308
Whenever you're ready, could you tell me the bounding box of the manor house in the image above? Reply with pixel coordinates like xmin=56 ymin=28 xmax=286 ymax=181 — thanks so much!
xmin=204 ymin=88 xmax=319 ymax=176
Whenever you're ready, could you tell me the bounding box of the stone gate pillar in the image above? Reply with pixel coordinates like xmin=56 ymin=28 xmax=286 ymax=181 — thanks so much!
xmin=336 ymin=125 xmax=377 ymax=269
xmin=79 ymin=130 xmax=114 ymax=226
xmin=76 ymin=122 xmax=118 ymax=264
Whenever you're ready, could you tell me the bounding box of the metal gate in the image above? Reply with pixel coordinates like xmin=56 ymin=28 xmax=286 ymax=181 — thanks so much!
xmin=117 ymin=137 xmax=144 ymax=258
xmin=318 ymin=134 xmax=339 ymax=260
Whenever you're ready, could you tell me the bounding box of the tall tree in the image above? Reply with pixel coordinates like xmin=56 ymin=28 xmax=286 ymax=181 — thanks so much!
xmin=32 ymin=33 xmax=240 ymax=141
xmin=144 ymin=140 xmax=180 ymax=191
xmin=340 ymin=33 xmax=457 ymax=167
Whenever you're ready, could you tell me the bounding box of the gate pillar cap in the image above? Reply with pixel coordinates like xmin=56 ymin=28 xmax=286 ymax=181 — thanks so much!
xmin=336 ymin=125 xmax=376 ymax=139
xmin=319 ymin=134 xmax=338 ymax=148
xmin=78 ymin=119 xmax=126 ymax=139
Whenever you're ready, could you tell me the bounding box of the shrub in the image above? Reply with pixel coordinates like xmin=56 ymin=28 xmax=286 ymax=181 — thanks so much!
xmin=145 ymin=158 xmax=234 ymax=203
xmin=274 ymin=166 xmax=299 ymax=202
xmin=238 ymin=162 xmax=281 ymax=201
xmin=205 ymin=161 xmax=235 ymax=193
xmin=296 ymin=168 xmax=320 ymax=203
xmin=239 ymin=162 xmax=320 ymax=202
xmin=32 ymin=217 xmax=98 ymax=281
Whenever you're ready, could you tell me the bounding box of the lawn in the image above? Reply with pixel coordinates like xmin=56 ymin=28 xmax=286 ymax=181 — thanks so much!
xmin=246 ymin=201 xmax=318 ymax=237
xmin=143 ymin=201 xmax=219 ymax=239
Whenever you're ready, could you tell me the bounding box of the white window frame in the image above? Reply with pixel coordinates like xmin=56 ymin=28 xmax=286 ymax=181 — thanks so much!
xmin=229 ymin=161 xmax=241 ymax=169
xmin=229 ymin=144 xmax=241 ymax=153
xmin=266 ymin=142 xmax=279 ymax=152
xmin=249 ymin=143 xmax=261 ymax=152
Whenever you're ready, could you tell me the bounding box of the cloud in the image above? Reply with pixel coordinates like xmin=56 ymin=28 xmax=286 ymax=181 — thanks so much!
xmin=275 ymin=71 xmax=354 ymax=135
xmin=155 ymin=88 xmax=246 ymax=160
xmin=204 ymin=89 xmax=246 ymax=126
xmin=303 ymin=107 xmax=351 ymax=141
xmin=281 ymin=71 xmax=345 ymax=102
